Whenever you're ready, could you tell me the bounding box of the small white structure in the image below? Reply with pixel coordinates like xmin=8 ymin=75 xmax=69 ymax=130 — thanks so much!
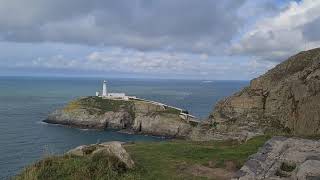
xmin=109 ymin=93 xmax=129 ymax=100
xmin=97 ymin=80 xmax=132 ymax=100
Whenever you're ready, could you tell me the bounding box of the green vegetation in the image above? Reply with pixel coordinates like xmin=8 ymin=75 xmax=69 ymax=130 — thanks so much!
xmin=16 ymin=153 xmax=128 ymax=180
xmin=210 ymin=121 xmax=219 ymax=129
xmin=125 ymin=135 xmax=270 ymax=179
xmin=162 ymin=106 xmax=181 ymax=115
xmin=64 ymin=97 xmax=183 ymax=118
xmin=17 ymin=135 xmax=271 ymax=180
xmin=280 ymin=162 xmax=296 ymax=172
xmin=275 ymin=162 xmax=296 ymax=178
xmin=189 ymin=121 xmax=199 ymax=127
xmin=65 ymin=96 xmax=135 ymax=117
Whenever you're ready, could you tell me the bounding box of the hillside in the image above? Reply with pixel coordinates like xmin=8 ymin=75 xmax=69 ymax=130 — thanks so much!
xmin=191 ymin=48 xmax=320 ymax=141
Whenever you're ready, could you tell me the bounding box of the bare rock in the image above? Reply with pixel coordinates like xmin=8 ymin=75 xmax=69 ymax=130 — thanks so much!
xmin=133 ymin=113 xmax=193 ymax=137
xmin=67 ymin=141 xmax=134 ymax=169
xmin=192 ymin=48 xmax=320 ymax=141
xmin=233 ymin=137 xmax=320 ymax=180
xmin=295 ymin=160 xmax=320 ymax=180
xmin=46 ymin=109 xmax=132 ymax=129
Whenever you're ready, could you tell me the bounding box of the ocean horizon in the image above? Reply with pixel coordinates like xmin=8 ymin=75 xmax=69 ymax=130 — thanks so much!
xmin=0 ymin=76 xmax=248 ymax=178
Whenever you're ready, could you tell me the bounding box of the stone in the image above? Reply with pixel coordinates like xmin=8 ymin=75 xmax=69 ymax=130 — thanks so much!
xmin=133 ymin=113 xmax=192 ymax=137
xmin=67 ymin=145 xmax=97 ymax=156
xmin=295 ymin=160 xmax=320 ymax=180
xmin=67 ymin=141 xmax=135 ymax=169
xmin=92 ymin=141 xmax=135 ymax=169
xmin=233 ymin=137 xmax=320 ymax=180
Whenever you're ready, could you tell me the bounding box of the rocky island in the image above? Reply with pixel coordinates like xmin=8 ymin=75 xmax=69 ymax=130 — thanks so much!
xmin=44 ymin=96 xmax=199 ymax=137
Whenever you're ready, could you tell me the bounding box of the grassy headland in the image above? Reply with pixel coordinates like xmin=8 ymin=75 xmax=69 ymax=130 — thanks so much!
xmin=64 ymin=96 xmax=135 ymax=117
xmin=16 ymin=135 xmax=270 ymax=180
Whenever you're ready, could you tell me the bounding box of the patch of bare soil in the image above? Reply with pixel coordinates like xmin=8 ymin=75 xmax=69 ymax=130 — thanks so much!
xmin=178 ymin=161 xmax=237 ymax=180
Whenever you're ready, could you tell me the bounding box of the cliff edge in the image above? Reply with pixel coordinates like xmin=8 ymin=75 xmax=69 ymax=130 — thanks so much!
xmin=191 ymin=48 xmax=320 ymax=141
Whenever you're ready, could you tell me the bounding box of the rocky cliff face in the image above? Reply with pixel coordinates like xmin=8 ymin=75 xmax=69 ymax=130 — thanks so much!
xmin=234 ymin=137 xmax=320 ymax=180
xmin=191 ymin=48 xmax=320 ymax=141
xmin=45 ymin=96 xmax=195 ymax=137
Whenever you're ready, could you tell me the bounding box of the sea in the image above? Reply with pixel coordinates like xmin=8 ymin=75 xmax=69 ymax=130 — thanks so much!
xmin=0 ymin=76 xmax=248 ymax=178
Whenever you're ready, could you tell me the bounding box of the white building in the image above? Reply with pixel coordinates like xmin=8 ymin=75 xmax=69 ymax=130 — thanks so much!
xmin=108 ymin=93 xmax=129 ymax=100
xmin=97 ymin=80 xmax=133 ymax=100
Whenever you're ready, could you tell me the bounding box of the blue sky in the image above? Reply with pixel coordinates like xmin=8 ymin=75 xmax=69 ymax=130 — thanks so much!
xmin=0 ymin=0 xmax=319 ymax=80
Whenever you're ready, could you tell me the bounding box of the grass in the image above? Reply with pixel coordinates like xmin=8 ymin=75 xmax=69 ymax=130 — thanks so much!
xmin=133 ymin=99 xmax=182 ymax=115
xmin=162 ymin=106 xmax=181 ymax=115
xmin=17 ymin=135 xmax=271 ymax=180
xmin=16 ymin=153 xmax=128 ymax=180
xmin=124 ymin=135 xmax=271 ymax=179
xmin=65 ymin=96 xmax=135 ymax=117
xmin=64 ymin=97 xmax=182 ymax=118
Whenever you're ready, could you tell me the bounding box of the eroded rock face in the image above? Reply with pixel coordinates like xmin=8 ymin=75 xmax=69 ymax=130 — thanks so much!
xmin=133 ymin=113 xmax=192 ymax=137
xmin=45 ymin=109 xmax=132 ymax=129
xmin=193 ymin=48 xmax=320 ymax=141
xmin=45 ymin=96 xmax=196 ymax=137
xmin=233 ymin=137 xmax=320 ymax=180
xmin=67 ymin=141 xmax=135 ymax=169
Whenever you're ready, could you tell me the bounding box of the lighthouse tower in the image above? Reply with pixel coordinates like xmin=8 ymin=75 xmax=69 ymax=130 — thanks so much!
xmin=102 ymin=80 xmax=108 ymax=97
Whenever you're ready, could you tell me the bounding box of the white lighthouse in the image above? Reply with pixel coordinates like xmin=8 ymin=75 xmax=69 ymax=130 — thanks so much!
xmin=102 ymin=80 xmax=108 ymax=97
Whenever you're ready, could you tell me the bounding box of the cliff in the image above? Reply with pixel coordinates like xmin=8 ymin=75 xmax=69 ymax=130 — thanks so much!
xmin=191 ymin=48 xmax=320 ymax=141
xmin=44 ymin=96 xmax=197 ymax=137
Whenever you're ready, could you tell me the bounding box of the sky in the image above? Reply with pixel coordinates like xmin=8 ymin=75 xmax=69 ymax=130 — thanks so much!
xmin=0 ymin=0 xmax=319 ymax=80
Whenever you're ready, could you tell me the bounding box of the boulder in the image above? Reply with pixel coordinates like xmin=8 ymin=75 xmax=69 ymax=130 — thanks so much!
xmin=233 ymin=137 xmax=320 ymax=180
xmin=67 ymin=141 xmax=134 ymax=169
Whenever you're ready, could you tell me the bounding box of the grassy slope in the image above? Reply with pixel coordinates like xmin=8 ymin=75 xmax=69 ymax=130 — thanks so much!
xmin=64 ymin=96 xmax=181 ymax=117
xmin=64 ymin=96 xmax=135 ymax=116
xmin=125 ymin=135 xmax=270 ymax=179
xmin=16 ymin=135 xmax=270 ymax=180
xmin=16 ymin=153 xmax=129 ymax=180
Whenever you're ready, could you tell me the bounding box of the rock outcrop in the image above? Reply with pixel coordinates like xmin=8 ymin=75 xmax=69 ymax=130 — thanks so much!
xmin=191 ymin=48 xmax=320 ymax=141
xmin=233 ymin=136 xmax=320 ymax=180
xmin=67 ymin=141 xmax=135 ymax=169
xmin=45 ymin=96 xmax=196 ymax=137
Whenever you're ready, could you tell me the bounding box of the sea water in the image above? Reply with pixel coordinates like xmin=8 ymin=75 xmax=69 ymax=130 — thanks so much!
xmin=0 ymin=76 xmax=248 ymax=178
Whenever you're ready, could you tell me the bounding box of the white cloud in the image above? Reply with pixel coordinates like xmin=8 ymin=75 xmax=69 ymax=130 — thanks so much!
xmin=20 ymin=47 xmax=274 ymax=80
xmin=0 ymin=0 xmax=248 ymax=54
xmin=1 ymin=1 xmax=318 ymax=79
xmin=231 ymin=0 xmax=320 ymax=61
